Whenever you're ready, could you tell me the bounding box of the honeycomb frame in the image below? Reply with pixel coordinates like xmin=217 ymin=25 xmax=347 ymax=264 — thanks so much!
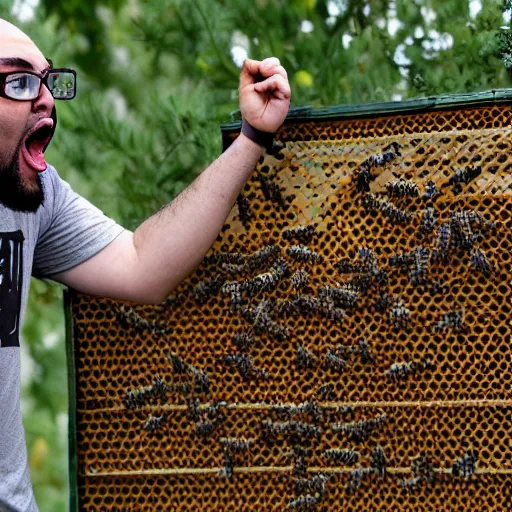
xmin=66 ymin=90 xmax=512 ymax=511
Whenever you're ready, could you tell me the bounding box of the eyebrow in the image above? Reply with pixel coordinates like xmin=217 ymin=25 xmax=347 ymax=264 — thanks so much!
xmin=0 ymin=57 xmax=35 ymax=70
xmin=0 ymin=57 xmax=52 ymax=75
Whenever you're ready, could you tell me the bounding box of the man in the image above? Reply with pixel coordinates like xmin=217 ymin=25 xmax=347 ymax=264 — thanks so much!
xmin=0 ymin=19 xmax=291 ymax=511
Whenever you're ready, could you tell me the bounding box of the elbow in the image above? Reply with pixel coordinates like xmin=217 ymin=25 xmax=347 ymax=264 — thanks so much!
xmin=132 ymin=283 xmax=180 ymax=306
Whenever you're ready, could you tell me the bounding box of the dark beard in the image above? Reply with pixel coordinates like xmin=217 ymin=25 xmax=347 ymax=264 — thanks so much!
xmin=0 ymin=140 xmax=44 ymax=213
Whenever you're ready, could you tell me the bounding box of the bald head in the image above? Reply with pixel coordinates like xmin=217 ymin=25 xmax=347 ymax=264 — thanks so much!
xmin=0 ymin=18 xmax=33 ymax=42
xmin=0 ymin=18 xmax=47 ymax=68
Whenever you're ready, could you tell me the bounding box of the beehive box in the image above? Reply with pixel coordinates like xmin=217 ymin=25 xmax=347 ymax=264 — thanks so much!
xmin=66 ymin=90 xmax=512 ymax=511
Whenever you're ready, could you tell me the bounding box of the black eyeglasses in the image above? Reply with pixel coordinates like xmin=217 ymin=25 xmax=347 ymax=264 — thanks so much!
xmin=0 ymin=68 xmax=77 ymax=101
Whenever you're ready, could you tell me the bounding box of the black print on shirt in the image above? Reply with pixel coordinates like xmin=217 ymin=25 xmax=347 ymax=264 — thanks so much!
xmin=0 ymin=231 xmax=24 ymax=348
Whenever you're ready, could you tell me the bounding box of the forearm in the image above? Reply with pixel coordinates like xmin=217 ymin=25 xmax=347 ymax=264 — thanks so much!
xmin=132 ymin=133 xmax=264 ymax=302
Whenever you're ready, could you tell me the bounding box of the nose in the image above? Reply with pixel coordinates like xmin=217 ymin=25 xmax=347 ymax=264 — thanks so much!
xmin=32 ymin=81 xmax=55 ymax=117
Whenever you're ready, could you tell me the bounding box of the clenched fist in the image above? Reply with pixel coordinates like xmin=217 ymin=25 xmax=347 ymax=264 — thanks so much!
xmin=239 ymin=57 xmax=291 ymax=134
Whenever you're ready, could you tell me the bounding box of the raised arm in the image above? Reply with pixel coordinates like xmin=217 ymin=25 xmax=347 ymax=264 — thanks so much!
xmin=53 ymin=58 xmax=291 ymax=303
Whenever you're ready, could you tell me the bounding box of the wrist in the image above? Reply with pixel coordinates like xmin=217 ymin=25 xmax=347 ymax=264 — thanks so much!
xmin=241 ymin=119 xmax=275 ymax=152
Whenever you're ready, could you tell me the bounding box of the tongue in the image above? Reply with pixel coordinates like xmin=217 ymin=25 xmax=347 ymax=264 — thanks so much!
xmin=27 ymin=139 xmax=47 ymax=168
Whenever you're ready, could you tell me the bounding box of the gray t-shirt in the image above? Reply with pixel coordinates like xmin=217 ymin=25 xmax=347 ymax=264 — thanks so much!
xmin=0 ymin=164 xmax=124 ymax=512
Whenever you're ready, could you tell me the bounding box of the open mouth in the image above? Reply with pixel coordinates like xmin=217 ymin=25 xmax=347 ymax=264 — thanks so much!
xmin=21 ymin=119 xmax=55 ymax=172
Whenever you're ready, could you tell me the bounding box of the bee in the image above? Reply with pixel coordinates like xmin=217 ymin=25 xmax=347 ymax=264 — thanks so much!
xmin=219 ymin=353 xmax=269 ymax=380
xmin=423 ymin=180 xmax=438 ymax=200
xmin=258 ymin=173 xmax=286 ymax=209
xmin=331 ymin=413 xmax=388 ymax=443
xmin=431 ymin=222 xmax=451 ymax=262
xmin=287 ymin=446 xmax=311 ymax=478
xmin=247 ymin=245 xmax=281 ymax=271
xmin=123 ymin=376 xmax=168 ymax=409
xmin=288 ymin=494 xmax=319 ymax=510
xmin=283 ymin=225 xmax=316 ymax=245
xmin=242 ymin=300 xmax=289 ymax=341
xmin=282 ymin=295 xmax=322 ymax=316
xmin=285 ymin=445 xmax=312 ymax=476
xmin=411 ymin=452 xmax=436 ymax=484
xmin=218 ymin=451 xmax=234 ymax=478
xmin=168 ymin=352 xmax=190 ymax=373
xmin=194 ymin=418 xmax=222 ymax=438
xmin=451 ymin=451 xmax=478 ymax=477
xmin=363 ymin=194 xmax=413 ymax=225
xmin=219 ymin=437 xmax=254 ymax=453
xmin=380 ymin=199 xmax=413 ymax=225
xmin=358 ymin=246 xmax=379 ymax=273
xmin=450 ymin=212 xmax=476 ymax=251
xmin=123 ymin=389 xmax=146 ymax=409
xmin=244 ymin=272 xmax=277 ymax=296
xmin=323 ymin=449 xmax=360 ymax=465
xmin=218 ymin=460 xmax=234 ymax=479
xmin=297 ymin=345 xmax=318 ymax=371
xmin=319 ymin=298 xmax=347 ymax=323
xmin=389 ymin=250 xmax=415 ymax=271
xmin=336 ymin=258 xmax=359 ymax=274
xmin=261 ymin=420 xmax=321 ymax=444
xmin=374 ymin=270 xmax=389 ymax=287
xmin=211 ymin=251 xmax=246 ymax=265
xmin=221 ymin=262 xmax=248 ymax=278
xmin=205 ymin=401 xmax=228 ymax=422
xmin=470 ymin=247 xmax=495 ymax=276
xmin=389 ymin=297 xmax=411 ymax=330
xmin=231 ymin=331 xmax=255 ymax=351
xmin=292 ymin=422 xmax=323 ymax=442
xmin=275 ymin=402 xmax=323 ymax=424
xmin=159 ymin=294 xmax=184 ymax=308
xmin=355 ymin=143 xmax=402 ymax=193
xmin=355 ymin=161 xmax=374 ymax=194
xmin=371 ymin=446 xmax=386 ymax=479
xmin=385 ymin=178 xmax=420 ymax=198
xmin=448 ymin=165 xmax=482 ymax=194
xmin=191 ymin=367 xmax=211 ymax=394
xmin=287 ymin=245 xmax=323 ymax=264
xmin=410 ymin=247 xmax=430 ymax=286
xmin=192 ymin=277 xmax=225 ymax=303
xmin=324 ymin=350 xmax=348 ymax=372
xmin=236 ymin=192 xmax=251 ymax=224
xmin=374 ymin=292 xmax=392 ymax=313
xmin=169 ymin=381 xmax=192 ymax=396
xmin=293 ymin=458 xmax=309 ymax=479
xmin=229 ymin=289 xmax=243 ymax=312
xmin=291 ymin=269 xmax=310 ymax=291
xmin=348 ymin=272 xmax=374 ymax=294
xmin=433 ymin=310 xmax=464 ymax=332
xmin=150 ymin=376 xmax=168 ymax=403
xmin=384 ymin=359 xmax=435 ymax=380
xmin=315 ymin=383 xmax=336 ymax=401
xmin=399 ymin=475 xmax=422 ymax=491
xmin=358 ymin=338 xmax=375 ymax=364
xmin=187 ymin=399 xmax=202 ymax=422
xmin=144 ymin=414 xmax=165 ymax=433
xmin=246 ymin=260 xmax=289 ymax=297
xmin=294 ymin=473 xmax=328 ymax=498
xmin=318 ymin=286 xmax=360 ymax=309
xmin=345 ymin=468 xmax=372 ymax=494
xmin=117 ymin=305 xmax=170 ymax=335
xmin=418 ymin=207 xmax=437 ymax=236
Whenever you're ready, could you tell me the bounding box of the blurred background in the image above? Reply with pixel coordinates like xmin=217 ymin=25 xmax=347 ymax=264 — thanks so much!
xmin=1 ymin=0 xmax=511 ymax=510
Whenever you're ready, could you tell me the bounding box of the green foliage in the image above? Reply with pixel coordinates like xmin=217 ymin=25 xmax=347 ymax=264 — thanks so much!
xmin=2 ymin=0 xmax=512 ymax=510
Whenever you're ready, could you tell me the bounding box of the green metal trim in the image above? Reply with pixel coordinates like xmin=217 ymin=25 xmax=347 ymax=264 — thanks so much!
xmin=221 ymin=87 xmax=512 ymax=133
xmin=64 ymin=289 xmax=79 ymax=512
